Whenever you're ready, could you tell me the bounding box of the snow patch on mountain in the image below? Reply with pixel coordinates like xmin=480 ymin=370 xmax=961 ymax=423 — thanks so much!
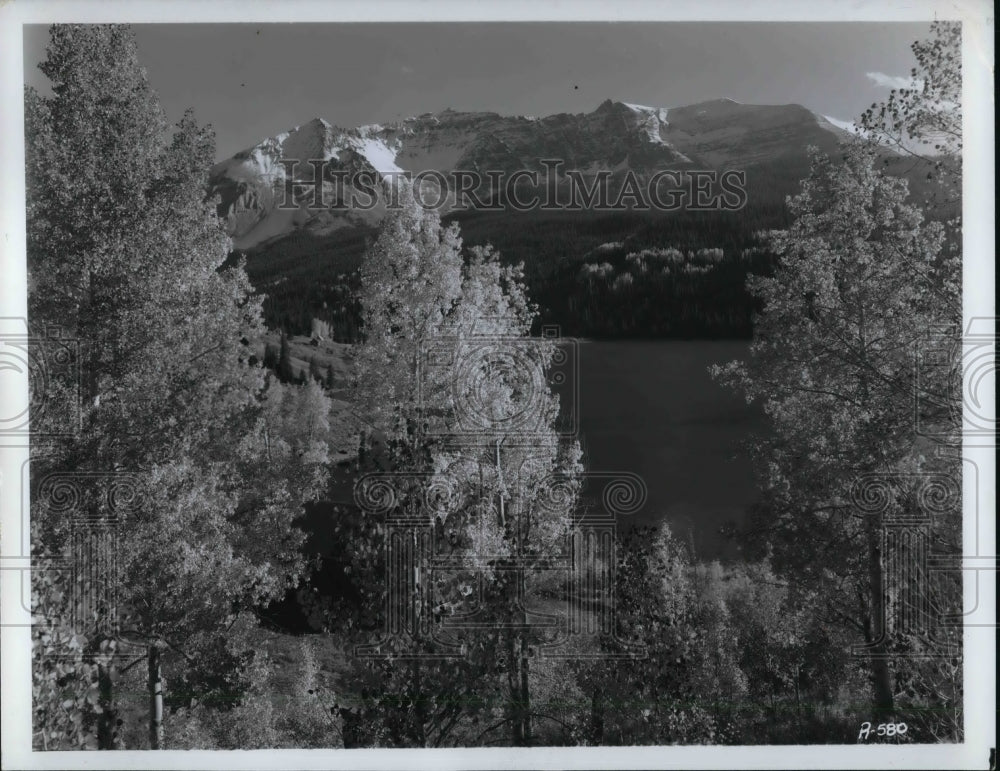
xmin=356 ymin=136 xmax=404 ymax=174
xmin=819 ymin=115 xmax=861 ymax=135
xmin=623 ymin=102 xmax=692 ymax=162
xmin=211 ymin=98 xmax=876 ymax=251
xmin=624 ymin=102 xmax=670 ymax=129
xmin=353 ymin=125 xmax=405 ymax=174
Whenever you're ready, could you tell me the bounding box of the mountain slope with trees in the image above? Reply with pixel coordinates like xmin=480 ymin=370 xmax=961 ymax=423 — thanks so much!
xmin=26 ymin=24 xmax=341 ymax=749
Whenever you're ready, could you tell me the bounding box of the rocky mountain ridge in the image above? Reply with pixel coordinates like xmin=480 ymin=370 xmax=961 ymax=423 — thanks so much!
xmin=208 ymin=98 xmax=857 ymax=249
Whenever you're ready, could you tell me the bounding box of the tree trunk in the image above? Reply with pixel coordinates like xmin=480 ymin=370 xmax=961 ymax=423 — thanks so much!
xmin=96 ymin=660 xmax=117 ymax=749
xmin=794 ymin=664 xmax=803 ymax=733
xmin=411 ymin=660 xmax=429 ymax=747
xmin=519 ymin=633 xmax=532 ymax=745
xmin=506 ymin=630 xmax=522 ymax=745
xmin=517 ymin=551 xmax=532 ymax=746
xmin=865 ymin=515 xmax=895 ymax=717
xmin=148 ymin=645 xmax=164 ymax=749
xmin=85 ymin=272 xmax=118 ymax=751
xmin=589 ymin=688 xmax=605 ymax=745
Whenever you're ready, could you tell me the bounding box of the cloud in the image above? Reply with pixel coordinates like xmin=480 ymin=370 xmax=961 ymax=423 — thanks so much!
xmin=866 ymin=71 xmax=923 ymax=90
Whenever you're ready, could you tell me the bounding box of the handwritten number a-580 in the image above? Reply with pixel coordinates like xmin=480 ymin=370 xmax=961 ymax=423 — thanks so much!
xmin=858 ymin=722 xmax=908 ymax=741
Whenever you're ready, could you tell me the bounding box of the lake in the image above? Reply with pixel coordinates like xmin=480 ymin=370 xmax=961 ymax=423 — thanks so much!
xmin=272 ymin=339 xmax=764 ymax=631
xmin=312 ymin=340 xmax=764 ymax=562
xmin=557 ymin=340 xmax=765 ymax=560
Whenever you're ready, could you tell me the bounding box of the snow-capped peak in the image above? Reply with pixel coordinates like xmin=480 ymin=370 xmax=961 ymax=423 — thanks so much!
xmin=210 ymin=97 xmax=877 ymax=251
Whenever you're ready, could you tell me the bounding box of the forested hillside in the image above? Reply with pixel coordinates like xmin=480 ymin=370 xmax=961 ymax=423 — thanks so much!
xmin=237 ymin=153 xmax=947 ymax=342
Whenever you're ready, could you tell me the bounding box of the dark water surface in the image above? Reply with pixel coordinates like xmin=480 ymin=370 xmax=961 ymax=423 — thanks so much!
xmin=557 ymin=340 xmax=765 ymax=560
xmin=270 ymin=340 xmax=764 ymax=631
xmin=313 ymin=341 xmax=764 ymax=562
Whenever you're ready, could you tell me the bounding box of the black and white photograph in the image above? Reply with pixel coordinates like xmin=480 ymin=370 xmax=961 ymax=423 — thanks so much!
xmin=0 ymin=1 xmax=994 ymax=768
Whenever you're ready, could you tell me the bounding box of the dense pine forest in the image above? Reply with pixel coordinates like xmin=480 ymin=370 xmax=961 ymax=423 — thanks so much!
xmin=240 ymin=204 xmax=791 ymax=341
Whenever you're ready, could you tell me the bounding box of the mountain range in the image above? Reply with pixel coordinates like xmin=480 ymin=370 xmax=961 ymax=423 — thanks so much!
xmin=208 ymin=98 xmax=859 ymax=250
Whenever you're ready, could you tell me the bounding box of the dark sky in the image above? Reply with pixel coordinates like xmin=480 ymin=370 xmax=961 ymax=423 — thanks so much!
xmin=24 ymin=22 xmax=932 ymax=160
